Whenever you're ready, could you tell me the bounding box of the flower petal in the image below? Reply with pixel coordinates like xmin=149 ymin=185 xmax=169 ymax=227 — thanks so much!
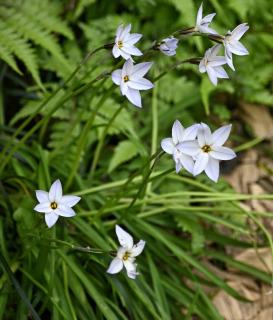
xmin=120 ymin=24 xmax=131 ymax=40
xmin=175 ymin=160 xmax=183 ymax=173
xmin=172 ymin=120 xmax=184 ymax=144
xmin=210 ymin=44 xmax=222 ymax=57
xmin=196 ymin=3 xmax=203 ymax=26
xmin=116 ymin=25 xmax=124 ymax=39
xmin=123 ymin=260 xmax=138 ymax=279
xmin=60 ymin=195 xmax=81 ymax=207
xmin=128 ymin=78 xmax=153 ymax=90
xmin=201 ymin=13 xmax=216 ymax=24
xmin=57 ymin=204 xmax=76 ymax=217
xmin=179 ymin=154 xmax=195 ymax=174
xmin=45 ymin=212 xmax=59 ymax=228
xmin=206 ymin=66 xmax=218 ymax=86
xmin=231 ymin=23 xmax=249 ymax=41
xmin=116 ymin=225 xmax=134 ymax=249
xmin=212 ymin=124 xmax=232 ymax=146
xmin=49 ymin=179 xmax=62 ymax=202
xmin=120 ymin=50 xmax=132 ymax=60
xmin=177 ymin=140 xmax=199 ymax=156
xmin=120 ymin=81 xmax=128 ymax=96
xmin=34 ymin=202 xmax=52 ymax=213
xmin=199 ymin=59 xmax=206 ymax=73
xmin=210 ymin=146 xmax=236 ymax=160
xmin=106 ymin=258 xmax=123 ymax=274
xmin=214 ymin=66 xmax=229 ymax=79
xmin=111 ymin=69 xmax=122 ymax=85
xmin=183 ymin=124 xmax=200 ymax=141
xmin=161 ymin=138 xmax=174 ymax=154
xmin=35 ymin=190 xmax=49 ymax=203
xmin=130 ymin=62 xmax=153 ymax=79
xmin=122 ymin=44 xmax=143 ymax=56
xmin=208 ymin=56 xmax=227 ymax=67
xmin=198 ymin=26 xmax=218 ymax=35
xmin=193 ymin=153 xmax=209 ymax=176
xmin=122 ymin=59 xmax=134 ymax=77
xmin=225 ymin=47 xmax=235 ymax=71
xmin=125 ymin=88 xmax=142 ymax=107
xmin=131 ymin=240 xmax=145 ymax=257
xmin=198 ymin=123 xmax=212 ymax=146
xmin=126 ymin=33 xmax=142 ymax=45
xmin=229 ymin=41 xmax=249 ymax=56
xmin=205 ymin=157 xmax=220 ymax=182
xmin=112 ymin=45 xmax=120 ymax=58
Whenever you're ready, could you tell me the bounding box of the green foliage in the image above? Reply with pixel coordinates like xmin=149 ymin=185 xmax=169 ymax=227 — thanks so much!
xmin=0 ymin=0 xmax=273 ymax=319
xmin=0 ymin=0 xmax=73 ymax=88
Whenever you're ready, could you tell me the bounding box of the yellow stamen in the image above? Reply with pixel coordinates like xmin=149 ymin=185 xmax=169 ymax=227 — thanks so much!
xmin=123 ymin=252 xmax=130 ymax=261
xmin=202 ymin=145 xmax=212 ymax=153
xmin=50 ymin=202 xmax=58 ymax=209
xmin=123 ymin=75 xmax=129 ymax=82
xmin=118 ymin=40 xmax=123 ymax=48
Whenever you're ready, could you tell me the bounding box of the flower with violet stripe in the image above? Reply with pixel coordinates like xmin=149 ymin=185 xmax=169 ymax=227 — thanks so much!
xmin=161 ymin=120 xmax=200 ymax=174
xmin=112 ymin=24 xmax=143 ymax=60
xmin=195 ymin=3 xmax=218 ymax=35
xmin=34 ymin=179 xmax=81 ymax=228
xmin=107 ymin=225 xmax=145 ymax=279
xmin=159 ymin=37 xmax=179 ymax=56
xmin=223 ymin=23 xmax=249 ymax=71
xmin=199 ymin=44 xmax=228 ymax=86
xmin=179 ymin=123 xmax=236 ymax=182
xmin=112 ymin=59 xmax=153 ymax=108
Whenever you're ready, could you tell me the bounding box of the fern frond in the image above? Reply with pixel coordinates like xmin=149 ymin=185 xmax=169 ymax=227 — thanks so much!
xmin=4 ymin=10 xmax=73 ymax=76
xmin=23 ymin=1 xmax=74 ymax=40
xmin=0 ymin=0 xmax=74 ymax=84
xmin=0 ymin=21 xmax=42 ymax=88
xmin=0 ymin=43 xmax=21 ymax=75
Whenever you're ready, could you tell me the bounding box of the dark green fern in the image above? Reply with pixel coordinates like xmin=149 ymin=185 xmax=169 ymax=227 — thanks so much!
xmin=0 ymin=0 xmax=74 ymax=88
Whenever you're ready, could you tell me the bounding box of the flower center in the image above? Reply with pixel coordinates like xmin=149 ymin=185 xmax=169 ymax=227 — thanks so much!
xmin=123 ymin=252 xmax=130 ymax=261
xmin=118 ymin=40 xmax=123 ymax=48
xmin=123 ymin=75 xmax=129 ymax=82
xmin=202 ymin=145 xmax=212 ymax=153
xmin=50 ymin=202 xmax=58 ymax=210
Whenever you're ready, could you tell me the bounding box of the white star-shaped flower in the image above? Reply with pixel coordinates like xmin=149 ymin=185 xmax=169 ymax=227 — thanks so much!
xmin=161 ymin=120 xmax=200 ymax=174
xmin=112 ymin=24 xmax=143 ymax=60
xmin=107 ymin=225 xmax=145 ymax=279
xmin=159 ymin=37 xmax=179 ymax=56
xmin=34 ymin=179 xmax=81 ymax=228
xmin=195 ymin=3 xmax=218 ymax=35
xmin=199 ymin=44 xmax=228 ymax=86
xmin=223 ymin=23 xmax=249 ymax=71
xmin=179 ymin=123 xmax=236 ymax=182
xmin=112 ymin=59 xmax=153 ymax=108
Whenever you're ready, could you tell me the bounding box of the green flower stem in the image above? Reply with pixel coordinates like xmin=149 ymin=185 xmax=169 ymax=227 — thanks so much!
xmin=73 ymin=169 xmax=171 ymax=196
xmin=153 ymin=58 xmax=201 ymax=82
xmin=90 ymin=102 xmax=126 ymax=175
xmin=126 ymin=150 xmax=164 ymax=211
xmin=147 ymin=78 xmax=159 ymax=195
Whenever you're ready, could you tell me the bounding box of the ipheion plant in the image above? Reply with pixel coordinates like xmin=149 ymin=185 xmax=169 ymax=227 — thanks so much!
xmin=34 ymin=179 xmax=81 ymax=228
xmin=33 ymin=3 xmax=249 ymax=280
xmin=107 ymin=225 xmax=145 ymax=279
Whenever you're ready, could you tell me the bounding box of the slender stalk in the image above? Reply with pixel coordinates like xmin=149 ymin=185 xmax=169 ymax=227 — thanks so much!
xmin=147 ymin=80 xmax=158 ymax=194
xmin=90 ymin=102 xmax=125 ymax=175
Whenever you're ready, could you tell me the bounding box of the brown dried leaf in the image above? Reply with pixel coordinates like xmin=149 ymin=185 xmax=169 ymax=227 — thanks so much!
xmin=235 ymin=248 xmax=272 ymax=273
xmin=239 ymin=103 xmax=273 ymax=139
